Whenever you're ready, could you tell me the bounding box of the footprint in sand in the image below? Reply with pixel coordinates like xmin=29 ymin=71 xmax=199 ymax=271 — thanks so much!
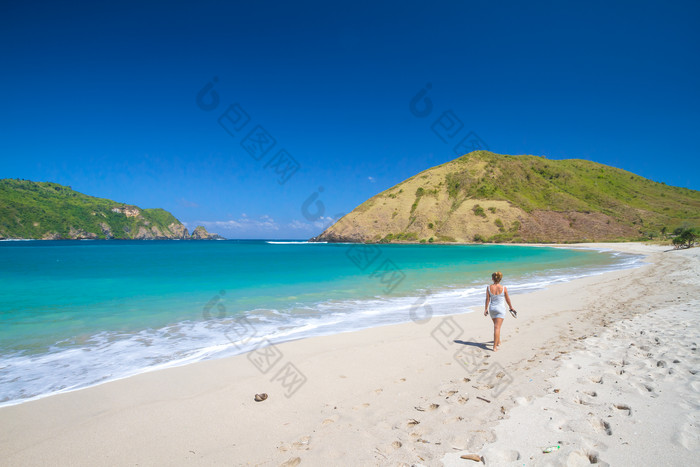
xmin=567 ymin=450 xmax=606 ymax=466
xmin=280 ymin=457 xmax=301 ymax=467
xmin=546 ymin=415 xmax=572 ymax=432
xmin=573 ymin=395 xmax=593 ymax=406
xmin=673 ymin=420 xmax=700 ymax=450
xmin=322 ymin=414 xmax=339 ymax=425
xmin=375 ymin=439 xmax=403 ymax=455
xmin=639 ymin=383 xmax=658 ymax=397
xmin=614 ymin=404 xmax=632 ymax=416
xmin=593 ymin=419 xmax=613 ymax=436
xmin=352 ymin=403 xmax=370 ymax=410
xmin=292 ymin=435 xmax=311 ymax=450
xmin=414 ymin=403 xmax=439 ymax=412
xmin=481 ymin=447 xmax=521 ymax=463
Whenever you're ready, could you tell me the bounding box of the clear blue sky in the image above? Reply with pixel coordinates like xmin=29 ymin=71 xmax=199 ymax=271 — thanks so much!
xmin=2 ymin=1 xmax=698 ymax=239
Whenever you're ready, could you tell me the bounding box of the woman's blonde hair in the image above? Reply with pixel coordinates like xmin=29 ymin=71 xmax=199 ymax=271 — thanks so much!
xmin=492 ymin=271 xmax=503 ymax=283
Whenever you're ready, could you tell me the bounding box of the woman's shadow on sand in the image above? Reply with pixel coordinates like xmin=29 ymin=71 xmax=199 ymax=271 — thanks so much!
xmin=453 ymin=339 xmax=492 ymax=350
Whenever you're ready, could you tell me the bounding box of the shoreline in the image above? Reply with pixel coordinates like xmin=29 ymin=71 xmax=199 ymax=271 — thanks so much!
xmin=0 ymin=243 xmax=642 ymax=409
xmin=1 ymin=237 xmax=673 ymax=245
xmin=0 ymin=238 xmax=226 ymax=241
xmin=1 ymin=242 xmax=697 ymax=465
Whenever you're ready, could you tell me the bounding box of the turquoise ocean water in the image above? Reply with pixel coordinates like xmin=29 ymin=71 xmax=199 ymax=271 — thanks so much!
xmin=0 ymin=240 xmax=641 ymax=406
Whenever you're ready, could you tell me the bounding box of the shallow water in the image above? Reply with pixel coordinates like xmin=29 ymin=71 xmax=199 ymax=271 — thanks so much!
xmin=0 ymin=240 xmax=641 ymax=405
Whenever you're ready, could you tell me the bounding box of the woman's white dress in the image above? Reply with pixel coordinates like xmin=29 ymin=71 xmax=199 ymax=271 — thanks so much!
xmin=487 ymin=286 xmax=507 ymax=319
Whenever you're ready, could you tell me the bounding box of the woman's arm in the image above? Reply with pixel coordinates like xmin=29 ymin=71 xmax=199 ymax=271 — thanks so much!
xmin=484 ymin=287 xmax=490 ymax=316
xmin=505 ymin=287 xmax=514 ymax=310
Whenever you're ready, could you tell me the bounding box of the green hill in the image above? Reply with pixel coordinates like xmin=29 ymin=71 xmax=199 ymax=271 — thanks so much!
xmin=312 ymin=151 xmax=700 ymax=243
xmin=0 ymin=179 xmax=220 ymax=240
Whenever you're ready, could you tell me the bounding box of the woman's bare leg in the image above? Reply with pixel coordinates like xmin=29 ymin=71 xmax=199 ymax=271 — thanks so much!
xmin=492 ymin=318 xmax=504 ymax=351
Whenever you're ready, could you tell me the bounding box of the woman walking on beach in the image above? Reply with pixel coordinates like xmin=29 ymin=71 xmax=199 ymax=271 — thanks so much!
xmin=484 ymin=271 xmax=516 ymax=351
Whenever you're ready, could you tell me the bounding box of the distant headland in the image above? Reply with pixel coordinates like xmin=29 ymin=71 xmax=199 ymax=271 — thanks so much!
xmin=0 ymin=179 xmax=224 ymax=240
xmin=311 ymin=151 xmax=700 ymax=244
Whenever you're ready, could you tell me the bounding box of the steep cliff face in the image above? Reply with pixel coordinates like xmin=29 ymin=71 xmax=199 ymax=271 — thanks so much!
xmin=168 ymin=222 xmax=189 ymax=239
xmin=312 ymin=151 xmax=700 ymax=244
xmin=0 ymin=179 xmax=224 ymax=240
xmin=190 ymin=225 xmax=225 ymax=240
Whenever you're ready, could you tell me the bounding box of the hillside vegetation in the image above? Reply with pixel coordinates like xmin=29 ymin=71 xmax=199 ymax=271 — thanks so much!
xmin=312 ymin=151 xmax=700 ymax=243
xmin=0 ymin=179 xmax=221 ymax=240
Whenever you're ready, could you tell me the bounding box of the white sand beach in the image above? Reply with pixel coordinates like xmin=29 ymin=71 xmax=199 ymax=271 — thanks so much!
xmin=1 ymin=243 xmax=698 ymax=466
